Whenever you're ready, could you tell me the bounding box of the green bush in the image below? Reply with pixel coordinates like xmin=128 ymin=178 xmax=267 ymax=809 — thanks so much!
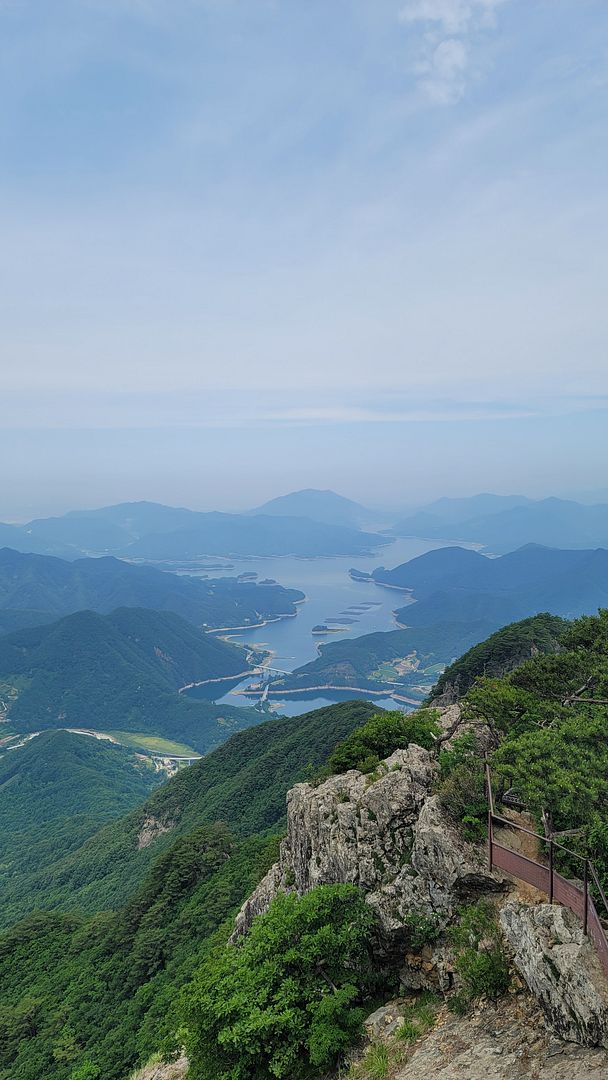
xmin=182 ymin=884 xmax=379 ymax=1079
xmin=402 ymin=911 xmax=440 ymax=949
xmin=449 ymin=901 xmax=510 ymax=1007
xmin=327 ymin=710 xmax=440 ymax=776
xmin=436 ymin=745 xmax=487 ymax=843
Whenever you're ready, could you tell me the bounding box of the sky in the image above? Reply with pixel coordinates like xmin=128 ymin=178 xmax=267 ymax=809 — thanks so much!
xmin=1 ymin=0 xmax=607 ymax=519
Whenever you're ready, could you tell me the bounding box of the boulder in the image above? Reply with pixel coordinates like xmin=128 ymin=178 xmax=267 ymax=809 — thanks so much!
xmin=500 ymin=902 xmax=608 ymax=1047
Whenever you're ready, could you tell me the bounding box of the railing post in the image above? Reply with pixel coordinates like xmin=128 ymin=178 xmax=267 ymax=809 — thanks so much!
xmin=548 ymin=839 xmax=554 ymax=904
xmin=488 ymin=805 xmax=493 ymax=872
xmin=584 ymin=860 xmax=589 ymax=936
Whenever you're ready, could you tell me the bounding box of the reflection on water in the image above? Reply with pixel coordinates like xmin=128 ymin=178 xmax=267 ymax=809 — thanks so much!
xmin=181 ymin=536 xmax=455 ymax=716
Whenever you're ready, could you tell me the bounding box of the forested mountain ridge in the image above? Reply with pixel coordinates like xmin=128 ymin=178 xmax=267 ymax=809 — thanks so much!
xmin=372 ymin=543 xmax=608 ymax=626
xmin=271 ymin=621 xmax=493 ymax=695
xmin=3 ymin=613 xmax=608 ymax=1079
xmin=0 ymin=701 xmax=378 ymax=1080
xmin=0 ymin=730 xmax=163 ymax=919
xmin=0 ymin=500 xmax=387 ymax=559
xmin=0 ymin=607 xmax=262 ymax=751
xmin=0 ymin=700 xmax=378 ymax=929
xmin=0 ymin=547 xmax=303 ymax=633
xmin=429 ymin=612 xmax=567 ymax=703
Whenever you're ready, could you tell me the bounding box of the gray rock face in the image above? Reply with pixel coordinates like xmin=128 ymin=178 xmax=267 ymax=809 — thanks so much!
xmin=500 ymin=902 xmax=608 ymax=1047
xmin=232 ymin=743 xmax=501 ymax=945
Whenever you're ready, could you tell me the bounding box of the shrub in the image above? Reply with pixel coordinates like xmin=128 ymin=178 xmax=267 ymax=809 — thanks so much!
xmin=449 ymin=901 xmax=510 ymax=1007
xmin=436 ymin=735 xmax=487 ymax=842
xmin=327 ymin=710 xmax=440 ymax=776
xmin=183 ymin=884 xmax=379 ymax=1079
xmin=402 ymin=911 xmax=440 ymax=949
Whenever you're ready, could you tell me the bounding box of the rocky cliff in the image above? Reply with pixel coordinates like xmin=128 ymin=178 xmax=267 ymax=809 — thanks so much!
xmin=232 ymin=705 xmax=608 ymax=1055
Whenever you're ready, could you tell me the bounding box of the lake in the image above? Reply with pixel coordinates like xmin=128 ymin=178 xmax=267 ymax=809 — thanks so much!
xmin=183 ymin=536 xmax=454 ymax=716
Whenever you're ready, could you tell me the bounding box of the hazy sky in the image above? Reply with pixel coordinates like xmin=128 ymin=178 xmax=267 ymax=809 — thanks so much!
xmin=1 ymin=0 xmax=607 ymax=518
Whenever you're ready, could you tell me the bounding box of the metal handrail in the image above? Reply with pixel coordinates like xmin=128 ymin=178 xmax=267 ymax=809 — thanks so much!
xmin=485 ymin=762 xmax=608 ymax=934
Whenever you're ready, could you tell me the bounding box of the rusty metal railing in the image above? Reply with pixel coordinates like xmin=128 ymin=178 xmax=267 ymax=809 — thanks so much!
xmin=485 ymin=763 xmax=608 ymax=977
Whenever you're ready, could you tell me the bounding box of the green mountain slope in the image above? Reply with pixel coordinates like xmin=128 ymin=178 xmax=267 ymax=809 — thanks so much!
xmin=430 ymin=612 xmax=567 ymax=703
xmin=4 ymin=609 xmax=608 ymax=1080
xmin=0 ymin=607 xmax=262 ymax=751
xmin=271 ymin=621 xmax=496 ymax=696
xmin=0 ymin=729 xmax=163 ymax=896
xmin=0 ymin=700 xmax=377 ymax=928
xmin=0 ymin=700 xmax=377 ymax=1080
xmin=0 ymin=547 xmax=304 ymax=632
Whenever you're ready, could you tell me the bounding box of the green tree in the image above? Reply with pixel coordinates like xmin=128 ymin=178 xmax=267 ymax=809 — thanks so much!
xmin=326 ymin=709 xmax=440 ymax=775
xmin=183 ymin=885 xmax=378 ymax=1080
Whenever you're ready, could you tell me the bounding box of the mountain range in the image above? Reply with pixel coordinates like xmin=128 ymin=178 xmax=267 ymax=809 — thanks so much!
xmin=0 ymin=729 xmax=163 ymax=919
xmin=372 ymin=543 xmax=608 ymax=623
xmin=0 ymin=499 xmax=386 ymax=559
xmin=278 ymin=543 xmax=608 ymax=697
xmin=0 ymin=606 xmax=262 ymax=751
xmin=0 ymin=547 xmax=304 ymax=634
xmin=390 ymin=496 xmax=608 ymax=551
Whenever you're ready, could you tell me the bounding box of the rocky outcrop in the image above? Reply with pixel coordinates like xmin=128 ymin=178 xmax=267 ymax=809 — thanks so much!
xmin=137 ymin=814 xmax=176 ymax=850
xmin=232 ymin=741 xmax=502 ymax=949
xmin=500 ymin=902 xmax=608 ymax=1047
xmin=129 ymin=1053 xmax=188 ymax=1080
xmin=389 ymin=995 xmax=608 ymax=1079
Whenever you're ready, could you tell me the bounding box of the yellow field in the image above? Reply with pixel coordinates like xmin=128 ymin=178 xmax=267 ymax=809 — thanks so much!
xmin=107 ymin=731 xmax=201 ymax=757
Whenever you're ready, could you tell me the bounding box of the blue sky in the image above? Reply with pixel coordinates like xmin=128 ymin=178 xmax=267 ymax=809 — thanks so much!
xmin=1 ymin=0 xmax=607 ymax=517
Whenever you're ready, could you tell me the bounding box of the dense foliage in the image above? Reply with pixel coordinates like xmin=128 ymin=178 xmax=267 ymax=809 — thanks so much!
xmin=326 ymin=708 xmax=440 ymax=775
xmin=0 ymin=700 xmax=376 ymax=926
xmin=184 ymin=885 xmax=379 ymax=1080
xmin=464 ymin=610 xmax=608 ymax=881
xmin=431 ymin=612 xmax=566 ymax=702
xmin=0 ymin=546 xmax=304 ymax=632
xmin=0 ymin=702 xmax=378 ymax=1080
xmin=0 ymin=730 xmax=162 ymax=927
xmin=0 ymin=606 xmax=262 ymax=750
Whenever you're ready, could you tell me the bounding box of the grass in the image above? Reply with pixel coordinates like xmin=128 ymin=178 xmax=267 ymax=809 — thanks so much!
xmin=396 ymin=993 xmax=441 ymax=1045
xmin=348 ymin=994 xmax=442 ymax=1079
xmin=107 ymin=731 xmax=201 ymax=757
xmin=362 ymin=1041 xmax=390 ymax=1078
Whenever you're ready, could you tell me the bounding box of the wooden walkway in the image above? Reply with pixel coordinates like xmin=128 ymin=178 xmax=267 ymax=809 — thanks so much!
xmin=486 ymin=764 xmax=608 ymax=978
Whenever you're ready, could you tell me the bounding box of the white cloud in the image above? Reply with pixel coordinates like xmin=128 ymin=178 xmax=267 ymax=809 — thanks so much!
xmin=399 ymin=0 xmax=508 ymax=104
xmin=417 ymin=37 xmax=469 ymax=104
xmin=400 ymin=0 xmax=505 ymax=34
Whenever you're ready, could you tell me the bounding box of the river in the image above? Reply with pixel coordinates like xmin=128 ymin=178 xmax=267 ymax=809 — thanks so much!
xmin=182 ymin=536 xmax=454 ymax=716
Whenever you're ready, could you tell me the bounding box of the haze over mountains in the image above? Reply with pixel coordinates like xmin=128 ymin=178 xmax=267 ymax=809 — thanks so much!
xmin=278 ymin=542 xmax=608 ymax=698
xmin=0 ymin=498 xmax=386 ymax=560
xmin=250 ymin=489 xmax=376 ymax=529
xmin=4 ymin=490 xmax=608 ymax=560
xmin=390 ymin=495 xmax=608 ymax=551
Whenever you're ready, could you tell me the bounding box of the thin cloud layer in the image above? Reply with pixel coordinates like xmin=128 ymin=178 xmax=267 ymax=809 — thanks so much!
xmin=400 ymin=0 xmax=508 ymax=104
